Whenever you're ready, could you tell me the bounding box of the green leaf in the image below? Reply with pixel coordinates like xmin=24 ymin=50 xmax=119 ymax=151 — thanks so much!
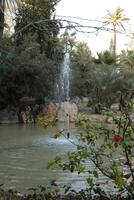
xmin=92 ymin=170 xmax=99 ymax=178
xmin=86 ymin=177 xmax=94 ymax=187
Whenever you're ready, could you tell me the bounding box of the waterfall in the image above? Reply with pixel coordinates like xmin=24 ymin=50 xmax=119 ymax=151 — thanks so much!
xmin=59 ymin=52 xmax=70 ymax=132
xmin=60 ymin=52 xmax=70 ymax=102
xmin=57 ymin=52 xmax=78 ymax=123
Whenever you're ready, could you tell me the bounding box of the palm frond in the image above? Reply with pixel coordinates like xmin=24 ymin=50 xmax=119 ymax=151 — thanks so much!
xmin=0 ymin=0 xmax=21 ymax=12
xmin=103 ymin=6 xmax=129 ymax=29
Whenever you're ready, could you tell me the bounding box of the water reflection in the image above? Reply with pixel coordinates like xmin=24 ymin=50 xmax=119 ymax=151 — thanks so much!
xmin=0 ymin=124 xmax=88 ymax=191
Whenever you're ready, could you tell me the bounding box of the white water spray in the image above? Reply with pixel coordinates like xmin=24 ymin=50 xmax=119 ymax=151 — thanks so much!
xmin=59 ymin=52 xmax=70 ymax=133
xmin=60 ymin=52 xmax=70 ymax=102
xmin=57 ymin=52 xmax=78 ymax=124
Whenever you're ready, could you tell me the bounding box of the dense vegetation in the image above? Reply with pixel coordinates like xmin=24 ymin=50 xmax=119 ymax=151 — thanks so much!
xmin=70 ymin=42 xmax=134 ymax=108
xmin=0 ymin=1 xmax=134 ymax=113
xmin=0 ymin=0 xmax=64 ymax=112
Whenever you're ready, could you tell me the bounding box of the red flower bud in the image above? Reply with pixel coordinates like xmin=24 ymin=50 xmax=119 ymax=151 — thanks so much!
xmin=112 ymin=135 xmax=122 ymax=144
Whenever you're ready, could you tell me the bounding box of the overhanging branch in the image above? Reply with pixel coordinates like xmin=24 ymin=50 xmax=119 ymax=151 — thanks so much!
xmin=11 ymin=17 xmax=127 ymax=39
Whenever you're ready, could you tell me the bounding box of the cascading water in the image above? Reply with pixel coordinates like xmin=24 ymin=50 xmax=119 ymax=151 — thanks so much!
xmin=59 ymin=52 xmax=70 ymax=132
xmin=60 ymin=52 xmax=70 ymax=102
xmin=57 ymin=51 xmax=78 ymax=124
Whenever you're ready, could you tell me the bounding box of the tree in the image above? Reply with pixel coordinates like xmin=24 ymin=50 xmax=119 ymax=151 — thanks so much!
xmin=0 ymin=0 xmax=64 ymax=111
xmin=15 ymin=0 xmax=64 ymax=103
xmin=93 ymin=50 xmax=115 ymax=65
xmin=70 ymin=42 xmax=93 ymax=97
xmin=120 ymin=50 xmax=134 ymax=70
xmin=103 ymin=7 xmax=129 ymax=57
xmin=15 ymin=0 xmax=61 ymax=56
xmin=0 ymin=0 xmax=20 ymax=38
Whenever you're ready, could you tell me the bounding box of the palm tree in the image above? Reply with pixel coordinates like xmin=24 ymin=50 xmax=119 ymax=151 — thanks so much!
xmin=0 ymin=0 xmax=20 ymax=38
xmin=103 ymin=7 xmax=129 ymax=57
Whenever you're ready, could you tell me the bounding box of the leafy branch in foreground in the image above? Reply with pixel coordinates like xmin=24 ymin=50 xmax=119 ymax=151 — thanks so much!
xmin=48 ymin=99 xmax=134 ymax=199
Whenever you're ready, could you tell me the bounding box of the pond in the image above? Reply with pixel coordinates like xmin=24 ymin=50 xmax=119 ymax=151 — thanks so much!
xmin=0 ymin=123 xmax=107 ymax=192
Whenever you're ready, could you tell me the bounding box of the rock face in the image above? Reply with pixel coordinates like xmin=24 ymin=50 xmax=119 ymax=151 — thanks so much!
xmin=19 ymin=97 xmax=37 ymax=123
xmin=0 ymin=101 xmax=78 ymax=124
xmin=58 ymin=102 xmax=78 ymax=122
xmin=20 ymin=106 xmax=34 ymax=123
xmin=0 ymin=108 xmax=19 ymax=124
xmin=39 ymin=102 xmax=78 ymax=122
xmin=40 ymin=102 xmax=58 ymax=120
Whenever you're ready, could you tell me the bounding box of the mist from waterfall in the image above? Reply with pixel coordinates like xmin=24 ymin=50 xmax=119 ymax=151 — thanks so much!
xmin=60 ymin=52 xmax=70 ymax=102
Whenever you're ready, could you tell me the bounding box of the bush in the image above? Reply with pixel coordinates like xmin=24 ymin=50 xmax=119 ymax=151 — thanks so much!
xmin=48 ymin=99 xmax=134 ymax=199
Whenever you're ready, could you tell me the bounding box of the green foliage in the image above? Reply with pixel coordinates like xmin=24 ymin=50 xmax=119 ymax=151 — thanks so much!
xmin=89 ymin=64 xmax=120 ymax=107
xmin=93 ymin=51 xmax=115 ymax=65
xmin=75 ymin=114 xmax=89 ymax=126
xmin=15 ymin=0 xmax=62 ymax=57
xmin=0 ymin=0 xmax=64 ymax=111
xmin=70 ymin=43 xmax=134 ymax=108
xmin=36 ymin=116 xmax=58 ymax=128
xmin=94 ymin=103 xmax=104 ymax=114
xmin=70 ymin=41 xmax=93 ymax=97
xmin=0 ymin=35 xmax=54 ymax=108
xmin=120 ymin=50 xmax=134 ymax=69
xmin=47 ymin=155 xmax=62 ymax=169
xmin=49 ymin=99 xmax=134 ymax=198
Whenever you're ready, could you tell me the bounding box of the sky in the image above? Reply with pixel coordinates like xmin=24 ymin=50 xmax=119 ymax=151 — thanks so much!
xmin=55 ymin=0 xmax=134 ymax=54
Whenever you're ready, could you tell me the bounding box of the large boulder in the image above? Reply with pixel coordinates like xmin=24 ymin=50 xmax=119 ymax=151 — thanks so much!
xmin=0 ymin=108 xmax=19 ymax=124
xmin=39 ymin=102 xmax=58 ymax=120
xmin=58 ymin=102 xmax=78 ymax=122
xmin=19 ymin=106 xmax=34 ymax=123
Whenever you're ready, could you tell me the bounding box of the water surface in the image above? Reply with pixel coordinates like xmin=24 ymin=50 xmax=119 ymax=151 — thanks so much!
xmin=0 ymin=123 xmax=91 ymax=191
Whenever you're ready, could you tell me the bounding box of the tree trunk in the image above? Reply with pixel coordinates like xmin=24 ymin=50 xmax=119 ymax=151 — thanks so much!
xmin=113 ymin=24 xmax=116 ymax=58
xmin=0 ymin=0 xmax=5 ymax=38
